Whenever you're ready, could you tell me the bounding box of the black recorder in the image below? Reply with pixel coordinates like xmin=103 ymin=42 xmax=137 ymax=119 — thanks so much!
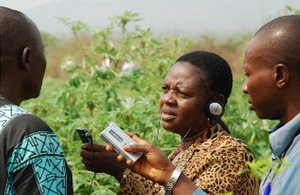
xmin=76 ymin=127 xmax=93 ymax=143
xmin=100 ymin=122 xmax=142 ymax=164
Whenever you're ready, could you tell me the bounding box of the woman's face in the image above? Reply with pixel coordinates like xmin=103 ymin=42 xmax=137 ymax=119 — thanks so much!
xmin=159 ymin=61 xmax=211 ymax=136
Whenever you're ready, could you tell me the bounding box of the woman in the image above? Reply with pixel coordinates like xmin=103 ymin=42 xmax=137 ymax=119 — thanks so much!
xmin=81 ymin=51 xmax=259 ymax=194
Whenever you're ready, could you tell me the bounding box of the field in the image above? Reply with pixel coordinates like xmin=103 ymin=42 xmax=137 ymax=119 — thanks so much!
xmin=21 ymin=11 xmax=288 ymax=194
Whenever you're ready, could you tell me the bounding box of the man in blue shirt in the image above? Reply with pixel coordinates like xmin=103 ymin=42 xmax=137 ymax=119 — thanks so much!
xmin=242 ymin=15 xmax=300 ymax=195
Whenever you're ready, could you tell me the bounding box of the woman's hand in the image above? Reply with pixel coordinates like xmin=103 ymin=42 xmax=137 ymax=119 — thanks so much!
xmin=80 ymin=143 xmax=126 ymax=181
xmin=106 ymin=133 xmax=199 ymax=195
xmin=106 ymin=132 xmax=176 ymax=186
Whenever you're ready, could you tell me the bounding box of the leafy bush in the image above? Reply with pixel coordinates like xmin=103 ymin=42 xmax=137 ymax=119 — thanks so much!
xmin=23 ymin=11 xmax=278 ymax=194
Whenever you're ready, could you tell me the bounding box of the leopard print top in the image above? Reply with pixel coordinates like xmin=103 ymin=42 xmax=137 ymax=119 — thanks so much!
xmin=117 ymin=123 xmax=259 ymax=195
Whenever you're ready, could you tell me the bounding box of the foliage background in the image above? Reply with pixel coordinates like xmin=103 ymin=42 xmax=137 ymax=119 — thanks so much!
xmin=22 ymin=8 xmax=298 ymax=194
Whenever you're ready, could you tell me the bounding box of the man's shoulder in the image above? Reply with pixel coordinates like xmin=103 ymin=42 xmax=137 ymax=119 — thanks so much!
xmin=0 ymin=103 xmax=53 ymax=137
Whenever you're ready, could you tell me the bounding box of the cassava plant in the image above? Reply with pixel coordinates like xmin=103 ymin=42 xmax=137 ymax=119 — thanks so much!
xmin=22 ymin=8 xmax=300 ymax=194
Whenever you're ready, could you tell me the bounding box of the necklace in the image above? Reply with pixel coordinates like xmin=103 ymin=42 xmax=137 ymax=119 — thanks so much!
xmin=181 ymin=131 xmax=205 ymax=142
xmin=180 ymin=123 xmax=211 ymax=143
xmin=174 ymin=125 xmax=209 ymax=162
xmin=181 ymin=126 xmax=193 ymax=142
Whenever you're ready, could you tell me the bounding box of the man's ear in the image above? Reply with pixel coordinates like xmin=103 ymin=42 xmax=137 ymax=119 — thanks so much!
xmin=21 ymin=47 xmax=31 ymax=71
xmin=274 ymin=64 xmax=289 ymax=88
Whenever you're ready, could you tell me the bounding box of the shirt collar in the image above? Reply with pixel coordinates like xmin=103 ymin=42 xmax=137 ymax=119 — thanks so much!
xmin=269 ymin=112 xmax=300 ymax=156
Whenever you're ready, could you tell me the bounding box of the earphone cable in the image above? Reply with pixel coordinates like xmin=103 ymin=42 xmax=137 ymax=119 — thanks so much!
xmin=87 ymin=133 xmax=96 ymax=195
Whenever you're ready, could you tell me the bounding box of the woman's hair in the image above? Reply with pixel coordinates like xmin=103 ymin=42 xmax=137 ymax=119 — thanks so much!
xmin=176 ymin=51 xmax=233 ymax=105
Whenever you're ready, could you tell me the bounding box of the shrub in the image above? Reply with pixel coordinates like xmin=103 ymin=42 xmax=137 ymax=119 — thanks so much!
xmin=23 ymin=10 xmax=280 ymax=194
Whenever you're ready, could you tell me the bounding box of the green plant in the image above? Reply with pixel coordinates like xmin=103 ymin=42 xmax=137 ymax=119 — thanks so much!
xmin=41 ymin=31 xmax=58 ymax=54
xmin=286 ymin=6 xmax=300 ymax=15
xmin=22 ymin=10 xmax=285 ymax=194
xmin=24 ymin=11 xmax=194 ymax=194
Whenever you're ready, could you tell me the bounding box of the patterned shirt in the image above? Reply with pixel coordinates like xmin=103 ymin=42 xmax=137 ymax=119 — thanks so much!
xmin=117 ymin=123 xmax=259 ymax=195
xmin=0 ymin=99 xmax=73 ymax=194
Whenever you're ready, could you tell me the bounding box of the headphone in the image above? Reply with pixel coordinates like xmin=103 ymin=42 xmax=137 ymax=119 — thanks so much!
xmin=204 ymin=98 xmax=230 ymax=134
xmin=204 ymin=98 xmax=224 ymax=119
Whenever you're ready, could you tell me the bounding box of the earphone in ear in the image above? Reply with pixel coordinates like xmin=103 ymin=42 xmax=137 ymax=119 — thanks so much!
xmin=204 ymin=98 xmax=230 ymax=134
xmin=204 ymin=99 xmax=224 ymax=119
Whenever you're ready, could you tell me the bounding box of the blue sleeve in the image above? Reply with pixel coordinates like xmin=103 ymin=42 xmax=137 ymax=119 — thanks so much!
xmin=192 ymin=188 xmax=207 ymax=195
xmin=0 ymin=104 xmax=72 ymax=194
xmin=6 ymin=131 xmax=73 ymax=194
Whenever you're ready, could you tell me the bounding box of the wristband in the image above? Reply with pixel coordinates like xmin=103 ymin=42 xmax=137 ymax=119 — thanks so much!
xmin=165 ymin=167 xmax=183 ymax=195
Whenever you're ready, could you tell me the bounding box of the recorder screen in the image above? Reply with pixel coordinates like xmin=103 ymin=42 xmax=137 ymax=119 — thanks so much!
xmin=109 ymin=129 xmax=123 ymax=142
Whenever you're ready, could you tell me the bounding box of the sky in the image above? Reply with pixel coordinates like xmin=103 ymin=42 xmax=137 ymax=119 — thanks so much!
xmin=1 ymin=0 xmax=300 ymax=38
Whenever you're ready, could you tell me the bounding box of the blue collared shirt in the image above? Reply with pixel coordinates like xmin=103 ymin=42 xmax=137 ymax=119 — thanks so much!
xmin=260 ymin=112 xmax=300 ymax=195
